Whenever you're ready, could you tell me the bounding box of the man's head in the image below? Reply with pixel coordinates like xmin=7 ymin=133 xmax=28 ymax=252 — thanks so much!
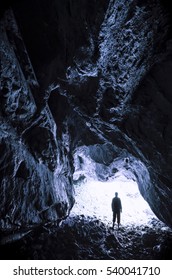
xmin=115 ymin=192 xmax=118 ymax=197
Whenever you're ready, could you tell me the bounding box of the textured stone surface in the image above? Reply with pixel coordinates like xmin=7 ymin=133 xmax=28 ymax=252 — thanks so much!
xmin=1 ymin=0 xmax=172 ymax=230
xmin=0 ymin=9 xmax=74 ymax=230
xmin=0 ymin=216 xmax=172 ymax=260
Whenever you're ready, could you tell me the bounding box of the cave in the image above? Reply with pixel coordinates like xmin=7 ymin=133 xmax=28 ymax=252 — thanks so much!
xmin=0 ymin=0 xmax=172 ymax=260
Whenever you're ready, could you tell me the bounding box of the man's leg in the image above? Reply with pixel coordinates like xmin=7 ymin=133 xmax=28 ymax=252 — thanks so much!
xmin=112 ymin=212 xmax=116 ymax=228
xmin=117 ymin=212 xmax=120 ymax=228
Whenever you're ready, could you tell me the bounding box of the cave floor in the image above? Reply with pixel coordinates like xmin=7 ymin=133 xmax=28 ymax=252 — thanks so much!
xmin=0 ymin=215 xmax=172 ymax=260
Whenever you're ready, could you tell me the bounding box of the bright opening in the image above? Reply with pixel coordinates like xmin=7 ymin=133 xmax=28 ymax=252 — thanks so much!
xmin=71 ymin=175 xmax=156 ymax=226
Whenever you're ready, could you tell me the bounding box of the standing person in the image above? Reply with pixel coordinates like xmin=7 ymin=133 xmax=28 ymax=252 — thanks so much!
xmin=111 ymin=192 xmax=122 ymax=229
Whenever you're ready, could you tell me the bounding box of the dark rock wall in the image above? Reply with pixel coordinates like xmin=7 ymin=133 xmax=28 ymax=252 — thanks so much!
xmin=122 ymin=59 xmax=172 ymax=226
xmin=1 ymin=0 xmax=172 ymax=229
xmin=0 ymin=9 xmax=74 ymax=230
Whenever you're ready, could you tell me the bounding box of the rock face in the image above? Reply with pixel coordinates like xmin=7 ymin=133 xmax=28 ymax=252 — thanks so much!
xmin=0 ymin=9 xmax=74 ymax=230
xmin=0 ymin=0 xmax=172 ymax=229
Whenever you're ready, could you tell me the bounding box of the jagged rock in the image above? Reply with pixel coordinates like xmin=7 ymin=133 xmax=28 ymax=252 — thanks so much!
xmin=0 ymin=9 xmax=74 ymax=229
xmin=0 ymin=215 xmax=172 ymax=260
xmin=0 ymin=0 xmax=172 ymax=236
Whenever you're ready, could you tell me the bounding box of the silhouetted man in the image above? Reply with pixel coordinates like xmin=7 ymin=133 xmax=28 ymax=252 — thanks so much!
xmin=111 ymin=192 xmax=122 ymax=229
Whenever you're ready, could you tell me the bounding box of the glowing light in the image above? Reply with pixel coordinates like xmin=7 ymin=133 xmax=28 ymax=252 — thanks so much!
xmin=71 ymin=175 xmax=156 ymax=226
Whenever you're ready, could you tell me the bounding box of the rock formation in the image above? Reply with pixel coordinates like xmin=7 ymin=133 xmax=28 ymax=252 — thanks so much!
xmin=0 ymin=0 xmax=172 ymax=230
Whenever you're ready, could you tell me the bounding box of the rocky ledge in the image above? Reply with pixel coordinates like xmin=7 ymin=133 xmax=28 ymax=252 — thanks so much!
xmin=0 ymin=215 xmax=172 ymax=260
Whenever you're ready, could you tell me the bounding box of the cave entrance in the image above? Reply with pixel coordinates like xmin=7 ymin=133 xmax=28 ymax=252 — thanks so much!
xmin=71 ymin=145 xmax=157 ymax=226
xmin=71 ymin=173 xmax=156 ymax=226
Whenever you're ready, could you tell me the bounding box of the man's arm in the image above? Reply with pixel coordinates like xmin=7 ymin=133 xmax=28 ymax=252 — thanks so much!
xmin=120 ymin=199 xmax=122 ymax=212
xmin=111 ymin=198 xmax=114 ymax=211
